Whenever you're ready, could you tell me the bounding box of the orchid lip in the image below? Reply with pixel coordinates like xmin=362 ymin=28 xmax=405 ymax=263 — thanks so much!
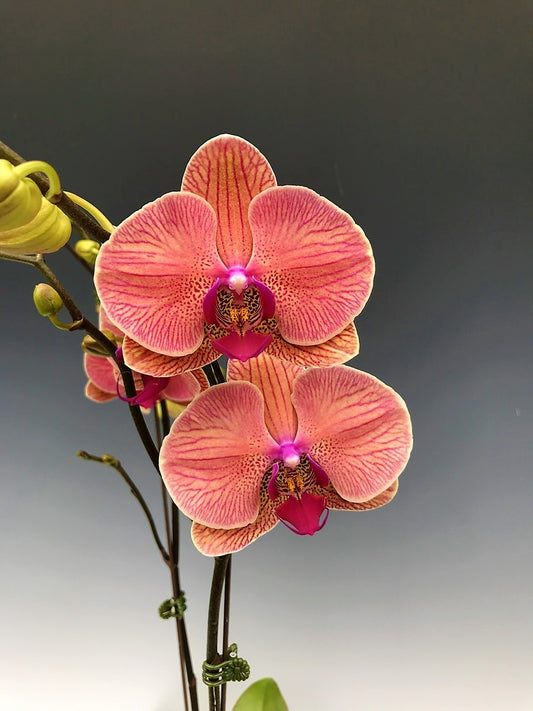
xmin=212 ymin=331 xmax=273 ymax=361
xmin=275 ymin=492 xmax=329 ymax=536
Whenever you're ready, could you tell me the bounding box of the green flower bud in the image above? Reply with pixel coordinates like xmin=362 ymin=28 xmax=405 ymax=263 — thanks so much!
xmin=81 ymin=331 xmax=118 ymax=356
xmin=0 ymin=159 xmax=71 ymax=255
xmin=33 ymin=283 xmax=63 ymax=317
xmin=74 ymin=238 xmax=100 ymax=265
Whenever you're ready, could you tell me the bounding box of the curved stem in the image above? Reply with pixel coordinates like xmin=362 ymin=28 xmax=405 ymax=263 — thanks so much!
xmin=77 ymin=451 xmax=169 ymax=564
xmin=0 ymin=139 xmax=110 ymax=243
xmin=65 ymin=191 xmax=115 ymax=233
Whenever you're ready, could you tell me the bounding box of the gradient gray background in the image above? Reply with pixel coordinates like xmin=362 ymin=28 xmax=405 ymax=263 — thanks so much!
xmin=1 ymin=2 xmax=531 ymax=709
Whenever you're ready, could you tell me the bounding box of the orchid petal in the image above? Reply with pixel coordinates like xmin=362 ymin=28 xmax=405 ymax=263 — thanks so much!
xmin=161 ymin=371 xmax=202 ymax=403
xmin=191 ymin=500 xmax=279 ymax=556
xmin=122 ymin=334 xmax=220 ymax=377
xmin=84 ymin=353 xmax=117 ymax=395
xmin=266 ymin=321 xmax=360 ymax=367
xmin=292 ymin=366 xmax=412 ymax=502
xmin=95 ymin=192 xmax=225 ymax=356
xmin=212 ymin=330 xmax=273 ymax=361
xmin=160 ymin=382 xmax=277 ymax=528
xmin=228 ymin=353 xmax=302 ymax=443
xmin=251 ymin=277 xmax=276 ymax=319
xmin=182 ymin=134 xmax=276 ymax=266
xmin=248 ymin=186 xmax=374 ymax=345
xmin=97 ymin=306 xmax=124 ymax=339
xmin=324 ymin=479 xmax=399 ymax=511
xmin=85 ymin=380 xmax=116 ymax=403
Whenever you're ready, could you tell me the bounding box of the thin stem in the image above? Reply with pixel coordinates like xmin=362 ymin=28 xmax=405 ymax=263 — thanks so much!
xmin=0 ymin=140 xmax=110 ymax=243
xmin=163 ymin=493 xmax=199 ymax=711
xmin=77 ymin=451 xmax=169 ymax=565
xmin=211 ymin=360 xmax=226 ymax=384
xmin=157 ymin=407 xmax=199 ymax=711
xmin=202 ymin=363 xmax=218 ymax=387
xmin=206 ymin=555 xmax=231 ymax=711
xmin=65 ymin=191 xmax=115 ymax=233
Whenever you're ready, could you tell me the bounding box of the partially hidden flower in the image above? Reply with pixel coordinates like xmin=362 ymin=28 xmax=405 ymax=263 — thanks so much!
xmin=160 ymin=353 xmax=412 ymax=555
xmin=84 ymin=307 xmax=207 ymax=409
xmin=94 ymin=135 xmax=374 ymax=375
xmin=0 ymin=159 xmax=71 ymax=255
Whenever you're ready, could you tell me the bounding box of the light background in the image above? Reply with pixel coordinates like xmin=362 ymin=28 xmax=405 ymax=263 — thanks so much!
xmin=0 ymin=2 xmax=531 ymax=710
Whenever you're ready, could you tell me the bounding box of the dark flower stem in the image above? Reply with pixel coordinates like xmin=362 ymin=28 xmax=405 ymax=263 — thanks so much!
xmin=220 ymin=556 xmax=233 ymax=711
xmin=202 ymin=359 xmax=232 ymax=711
xmin=0 ymin=140 xmax=110 ymax=243
xmin=206 ymin=555 xmax=231 ymax=711
xmin=157 ymin=402 xmax=199 ymax=711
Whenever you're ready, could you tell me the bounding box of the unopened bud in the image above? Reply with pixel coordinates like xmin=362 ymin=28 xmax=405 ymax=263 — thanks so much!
xmin=33 ymin=283 xmax=63 ymax=317
xmin=81 ymin=331 xmax=118 ymax=356
xmin=0 ymin=160 xmax=71 ymax=255
xmin=74 ymin=238 xmax=100 ymax=266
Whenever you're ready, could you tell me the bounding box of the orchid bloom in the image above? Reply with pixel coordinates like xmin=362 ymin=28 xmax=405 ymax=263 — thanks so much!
xmin=94 ymin=135 xmax=374 ymax=375
xmin=84 ymin=308 xmax=206 ymax=409
xmin=160 ymin=354 xmax=412 ymax=555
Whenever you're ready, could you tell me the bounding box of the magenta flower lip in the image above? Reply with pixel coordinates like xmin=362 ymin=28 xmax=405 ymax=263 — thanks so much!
xmin=160 ymin=353 xmax=412 ymax=555
xmin=94 ymin=134 xmax=374 ymax=370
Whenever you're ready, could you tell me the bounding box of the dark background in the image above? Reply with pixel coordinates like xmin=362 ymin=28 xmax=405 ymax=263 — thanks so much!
xmin=1 ymin=2 xmax=531 ymax=709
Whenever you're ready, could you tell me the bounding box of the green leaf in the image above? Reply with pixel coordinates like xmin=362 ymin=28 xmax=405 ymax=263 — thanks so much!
xmin=232 ymin=678 xmax=289 ymax=711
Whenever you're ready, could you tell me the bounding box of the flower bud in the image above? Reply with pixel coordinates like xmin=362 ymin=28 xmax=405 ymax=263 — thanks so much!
xmin=33 ymin=283 xmax=63 ymax=317
xmin=81 ymin=331 xmax=118 ymax=356
xmin=0 ymin=159 xmax=71 ymax=255
xmin=74 ymin=238 xmax=100 ymax=265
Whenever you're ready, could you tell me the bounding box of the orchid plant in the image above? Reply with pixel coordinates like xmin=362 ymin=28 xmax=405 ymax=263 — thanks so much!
xmin=0 ymin=134 xmax=412 ymax=711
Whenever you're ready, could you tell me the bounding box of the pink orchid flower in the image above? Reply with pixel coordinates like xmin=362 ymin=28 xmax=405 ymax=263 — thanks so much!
xmin=84 ymin=308 xmax=207 ymax=409
xmin=94 ymin=135 xmax=374 ymax=374
xmin=160 ymin=354 xmax=412 ymax=555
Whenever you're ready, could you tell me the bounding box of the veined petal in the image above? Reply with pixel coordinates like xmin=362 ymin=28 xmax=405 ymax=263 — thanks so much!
xmin=247 ymin=186 xmax=374 ymax=345
xmin=95 ymin=192 xmax=225 ymax=356
xmin=191 ymin=498 xmax=279 ymax=556
xmin=324 ymin=479 xmax=399 ymax=510
xmin=160 ymin=381 xmax=277 ymax=528
xmin=228 ymin=353 xmax=302 ymax=443
xmin=182 ymin=135 xmax=276 ymax=266
xmin=84 ymin=353 xmax=117 ymax=395
xmin=292 ymin=366 xmax=412 ymax=502
xmin=122 ymin=334 xmax=220 ymax=377
xmin=266 ymin=321 xmax=360 ymax=367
